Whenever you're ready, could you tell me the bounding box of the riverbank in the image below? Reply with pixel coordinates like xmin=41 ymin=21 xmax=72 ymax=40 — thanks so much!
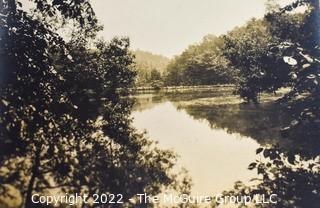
xmin=132 ymin=85 xmax=290 ymax=106
xmin=133 ymin=85 xmax=235 ymax=94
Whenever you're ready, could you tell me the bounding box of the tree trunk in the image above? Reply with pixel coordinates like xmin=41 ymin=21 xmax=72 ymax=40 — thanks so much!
xmin=24 ymin=147 xmax=41 ymax=208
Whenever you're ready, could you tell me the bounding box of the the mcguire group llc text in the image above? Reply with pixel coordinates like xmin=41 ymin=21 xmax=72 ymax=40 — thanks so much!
xmin=31 ymin=193 xmax=278 ymax=206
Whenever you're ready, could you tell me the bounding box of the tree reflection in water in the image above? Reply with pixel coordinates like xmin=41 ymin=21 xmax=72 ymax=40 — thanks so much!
xmin=134 ymin=90 xmax=320 ymax=207
xmin=181 ymin=100 xmax=320 ymax=208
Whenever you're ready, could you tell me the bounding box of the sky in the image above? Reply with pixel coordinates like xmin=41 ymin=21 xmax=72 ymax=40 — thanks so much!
xmin=91 ymin=0 xmax=271 ymax=57
xmin=21 ymin=0 xmax=294 ymax=57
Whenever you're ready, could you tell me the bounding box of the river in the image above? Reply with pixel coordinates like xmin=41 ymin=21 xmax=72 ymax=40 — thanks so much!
xmin=131 ymin=87 xmax=292 ymax=196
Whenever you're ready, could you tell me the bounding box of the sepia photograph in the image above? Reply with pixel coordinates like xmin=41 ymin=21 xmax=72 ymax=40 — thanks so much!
xmin=0 ymin=0 xmax=319 ymax=207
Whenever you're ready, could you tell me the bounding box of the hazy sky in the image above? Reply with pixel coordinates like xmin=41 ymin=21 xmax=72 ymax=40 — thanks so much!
xmin=91 ymin=0 xmax=270 ymax=57
xmin=20 ymin=0 xmax=294 ymax=57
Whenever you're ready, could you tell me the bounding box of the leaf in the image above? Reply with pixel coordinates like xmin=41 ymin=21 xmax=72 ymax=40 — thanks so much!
xmin=283 ymin=56 xmax=297 ymax=65
xmin=257 ymin=166 xmax=264 ymax=175
xmin=288 ymin=154 xmax=295 ymax=164
xmin=299 ymin=52 xmax=314 ymax=63
xmin=248 ymin=162 xmax=257 ymax=170
xmin=290 ymin=119 xmax=299 ymax=126
xmin=1 ymin=99 xmax=10 ymax=106
xmin=52 ymin=0 xmax=60 ymax=6
xmin=302 ymin=63 xmax=311 ymax=69
xmin=290 ymin=72 xmax=297 ymax=80
xmin=256 ymin=147 xmax=264 ymax=154
xmin=309 ymin=164 xmax=315 ymax=169
xmin=263 ymin=149 xmax=270 ymax=158
xmin=307 ymin=74 xmax=316 ymax=79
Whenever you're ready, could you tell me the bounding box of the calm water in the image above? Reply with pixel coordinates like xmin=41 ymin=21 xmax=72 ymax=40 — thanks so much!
xmin=131 ymin=88 xmax=288 ymax=195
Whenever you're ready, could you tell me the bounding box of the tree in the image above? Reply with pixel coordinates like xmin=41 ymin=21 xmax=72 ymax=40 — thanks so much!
xmin=0 ymin=1 xmax=185 ymax=207
xmin=221 ymin=1 xmax=320 ymax=207
xmin=219 ymin=146 xmax=320 ymax=208
xmin=133 ymin=50 xmax=169 ymax=87
xmin=222 ymin=18 xmax=294 ymax=103
xmin=266 ymin=0 xmax=320 ymax=138
xmin=165 ymin=35 xmax=236 ymax=86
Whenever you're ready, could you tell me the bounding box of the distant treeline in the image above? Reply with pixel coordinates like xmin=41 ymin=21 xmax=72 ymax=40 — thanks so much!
xmin=133 ymin=50 xmax=170 ymax=87
xmin=135 ymin=5 xmax=313 ymax=101
xmin=165 ymin=34 xmax=235 ymax=86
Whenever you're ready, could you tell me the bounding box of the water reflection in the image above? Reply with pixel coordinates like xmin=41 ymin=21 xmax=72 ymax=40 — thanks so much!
xmin=132 ymin=89 xmax=320 ymax=207
xmin=133 ymin=90 xmax=320 ymax=157
xmin=132 ymin=95 xmax=260 ymax=195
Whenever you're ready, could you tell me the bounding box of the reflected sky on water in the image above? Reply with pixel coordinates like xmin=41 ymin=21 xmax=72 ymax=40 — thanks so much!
xmin=132 ymin=97 xmax=260 ymax=195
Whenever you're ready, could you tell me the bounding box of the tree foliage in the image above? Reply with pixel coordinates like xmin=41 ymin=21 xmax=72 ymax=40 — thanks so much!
xmin=165 ymin=35 xmax=236 ymax=86
xmin=222 ymin=18 xmax=294 ymax=102
xmin=0 ymin=1 xmax=185 ymax=207
xmin=134 ymin=50 xmax=169 ymax=87
xmin=219 ymin=146 xmax=320 ymax=208
xmin=220 ymin=1 xmax=320 ymax=207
